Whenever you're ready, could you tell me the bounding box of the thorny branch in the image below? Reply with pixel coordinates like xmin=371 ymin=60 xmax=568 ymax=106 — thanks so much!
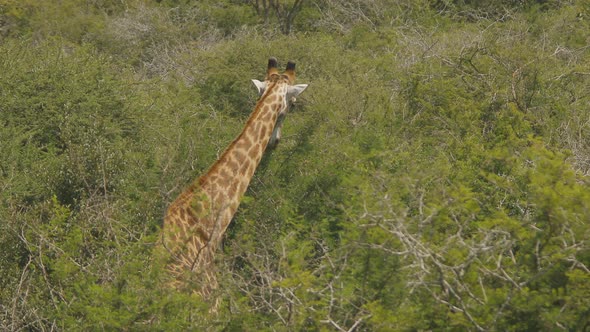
xmin=352 ymin=188 xmax=589 ymax=330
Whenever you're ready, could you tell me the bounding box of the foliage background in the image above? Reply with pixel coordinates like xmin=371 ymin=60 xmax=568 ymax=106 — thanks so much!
xmin=1 ymin=0 xmax=589 ymax=330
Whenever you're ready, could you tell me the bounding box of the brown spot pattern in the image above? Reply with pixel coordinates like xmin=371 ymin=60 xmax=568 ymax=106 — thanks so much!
xmin=162 ymin=74 xmax=299 ymax=309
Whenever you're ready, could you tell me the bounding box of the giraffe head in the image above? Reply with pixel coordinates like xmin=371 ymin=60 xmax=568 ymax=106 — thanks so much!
xmin=252 ymin=57 xmax=308 ymax=149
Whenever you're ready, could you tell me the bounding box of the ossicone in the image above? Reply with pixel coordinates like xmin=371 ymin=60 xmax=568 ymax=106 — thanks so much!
xmin=267 ymin=57 xmax=279 ymax=77
xmin=286 ymin=61 xmax=296 ymax=72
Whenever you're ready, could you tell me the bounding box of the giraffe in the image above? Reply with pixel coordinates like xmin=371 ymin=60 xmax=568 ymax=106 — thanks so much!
xmin=161 ymin=57 xmax=308 ymax=303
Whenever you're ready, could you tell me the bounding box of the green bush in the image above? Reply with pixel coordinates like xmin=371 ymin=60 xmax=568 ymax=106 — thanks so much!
xmin=1 ymin=1 xmax=589 ymax=330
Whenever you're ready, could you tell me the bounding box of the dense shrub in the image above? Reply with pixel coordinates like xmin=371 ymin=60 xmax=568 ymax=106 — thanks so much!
xmin=1 ymin=0 xmax=589 ymax=330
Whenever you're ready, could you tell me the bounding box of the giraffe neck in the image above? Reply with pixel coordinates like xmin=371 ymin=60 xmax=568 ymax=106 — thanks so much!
xmin=199 ymin=84 xmax=285 ymax=230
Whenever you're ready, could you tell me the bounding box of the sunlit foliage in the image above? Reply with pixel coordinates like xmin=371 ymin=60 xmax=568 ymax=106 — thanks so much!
xmin=1 ymin=0 xmax=589 ymax=330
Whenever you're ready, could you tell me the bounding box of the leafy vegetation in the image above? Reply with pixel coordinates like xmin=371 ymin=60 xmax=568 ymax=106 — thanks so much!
xmin=1 ymin=0 xmax=589 ymax=330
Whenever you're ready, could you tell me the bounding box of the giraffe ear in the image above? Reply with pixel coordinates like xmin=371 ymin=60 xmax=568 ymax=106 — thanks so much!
xmin=287 ymin=84 xmax=308 ymax=98
xmin=252 ymin=79 xmax=266 ymax=96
